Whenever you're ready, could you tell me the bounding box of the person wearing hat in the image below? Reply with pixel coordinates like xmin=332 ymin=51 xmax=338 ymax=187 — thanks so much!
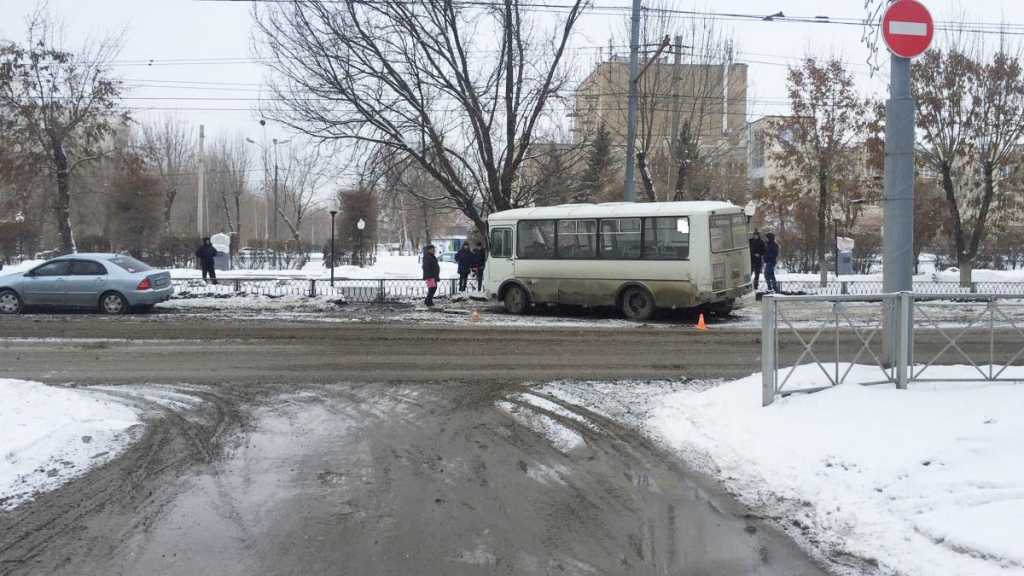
xmin=422 ymin=244 xmax=441 ymax=307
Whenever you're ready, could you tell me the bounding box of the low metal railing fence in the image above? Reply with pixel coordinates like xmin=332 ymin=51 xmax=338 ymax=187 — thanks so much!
xmin=761 ymin=292 xmax=1024 ymax=406
xmin=171 ymin=277 xmax=460 ymax=304
xmin=778 ymin=280 xmax=1024 ymax=296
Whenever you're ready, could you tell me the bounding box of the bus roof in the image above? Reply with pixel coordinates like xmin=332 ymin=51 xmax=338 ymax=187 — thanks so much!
xmin=488 ymin=201 xmax=739 ymax=222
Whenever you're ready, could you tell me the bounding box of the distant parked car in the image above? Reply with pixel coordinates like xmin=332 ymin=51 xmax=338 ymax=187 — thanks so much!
xmin=0 ymin=253 xmax=173 ymax=315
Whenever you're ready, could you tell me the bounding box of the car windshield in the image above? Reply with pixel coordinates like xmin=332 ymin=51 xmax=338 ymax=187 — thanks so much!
xmin=108 ymin=256 xmax=152 ymax=273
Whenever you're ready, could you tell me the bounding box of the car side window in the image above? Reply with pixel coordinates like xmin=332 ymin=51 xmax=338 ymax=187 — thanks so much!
xmin=31 ymin=261 xmax=72 ymax=277
xmin=71 ymin=260 xmax=107 ymax=276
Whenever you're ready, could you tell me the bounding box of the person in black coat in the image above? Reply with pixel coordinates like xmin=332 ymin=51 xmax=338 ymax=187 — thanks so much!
xmin=454 ymin=244 xmax=473 ymax=292
xmin=422 ymin=244 xmax=441 ymax=306
xmin=764 ymin=233 xmax=780 ymax=293
xmin=472 ymin=243 xmax=487 ymax=292
xmin=195 ymin=237 xmax=219 ymax=284
xmin=749 ymin=230 xmax=766 ymax=291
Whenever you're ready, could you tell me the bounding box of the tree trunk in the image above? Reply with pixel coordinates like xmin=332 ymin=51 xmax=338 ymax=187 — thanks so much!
xmin=234 ymin=193 xmax=242 ymax=255
xmin=164 ymin=188 xmax=177 ymax=236
xmin=959 ymin=261 xmax=972 ymax=288
xmin=52 ymin=142 xmax=76 ymax=255
xmin=637 ymin=152 xmax=656 ymax=202
xmin=817 ymin=170 xmax=829 ymax=288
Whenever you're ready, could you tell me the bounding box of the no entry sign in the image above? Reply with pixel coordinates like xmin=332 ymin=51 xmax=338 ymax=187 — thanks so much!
xmin=882 ymin=0 xmax=934 ymax=59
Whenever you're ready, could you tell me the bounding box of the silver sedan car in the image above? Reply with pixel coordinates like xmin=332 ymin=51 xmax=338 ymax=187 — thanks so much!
xmin=0 ymin=253 xmax=173 ymax=314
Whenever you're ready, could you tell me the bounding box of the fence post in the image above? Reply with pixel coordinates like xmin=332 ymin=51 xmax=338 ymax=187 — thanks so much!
xmin=378 ymin=279 xmax=386 ymax=304
xmin=841 ymin=281 xmax=848 ymax=295
xmin=971 ymin=282 xmax=978 ymax=294
xmin=762 ymin=294 xmax=778 ymax=407
xmin=309 ymin=279 xmax=317 ymax=298
xmin=233 ymin=279 xmax=242 ymax=293
xmin=896 ymin=292 xmax=912 ymax=390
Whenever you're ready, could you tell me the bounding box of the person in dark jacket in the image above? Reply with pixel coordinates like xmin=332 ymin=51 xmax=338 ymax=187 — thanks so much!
xmin=454 ymin=244 xmax=474 ymax=292
xmin=749 ymin=230 xmax=766 ymax=291
xmin=195 ymin=237 xmax=219 ymax=284
xmin=472 ymin=243 xmax=487 ymax=291
xmin=422 ymin=244 xmax=441 ymax=306
xmin=764 ymin=233 xmax=780 ymax=293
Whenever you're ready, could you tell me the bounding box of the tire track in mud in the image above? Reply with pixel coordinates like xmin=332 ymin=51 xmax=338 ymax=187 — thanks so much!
xmin=0 ymin=386 xmax=246 ymax=576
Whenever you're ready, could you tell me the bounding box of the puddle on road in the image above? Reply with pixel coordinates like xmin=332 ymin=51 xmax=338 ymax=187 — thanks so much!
xmin=103 ymin=385 xmax=828 ymax=576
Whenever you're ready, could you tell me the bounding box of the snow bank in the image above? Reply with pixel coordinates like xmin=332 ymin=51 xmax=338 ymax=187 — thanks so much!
xmin=0 ymin=260 xmax=44 ymax=277
xmin=0 ymin=379 xmax=141 ymax=510
xmin=166 ymin=254 xmax=457 ymax=280
xmin=650 ymin=365 xmax=1024 ymax=575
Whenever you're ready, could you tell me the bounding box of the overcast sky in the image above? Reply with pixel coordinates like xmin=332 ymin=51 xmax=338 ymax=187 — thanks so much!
xmin=4 ymin=0 xmax=1024 ymax=182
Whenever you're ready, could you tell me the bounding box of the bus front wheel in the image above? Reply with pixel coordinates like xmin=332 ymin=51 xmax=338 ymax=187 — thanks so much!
xmin=621 ymin=287 xmax=655 ymax=321
xmin=503 ymin=285 xmax=529 ymax=315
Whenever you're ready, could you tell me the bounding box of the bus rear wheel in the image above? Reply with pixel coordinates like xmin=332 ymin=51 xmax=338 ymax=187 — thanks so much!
xmin=621 ymin=287 xmax=655 ymax=321
xmin=503 ymin=285 xmax=529 ymax=315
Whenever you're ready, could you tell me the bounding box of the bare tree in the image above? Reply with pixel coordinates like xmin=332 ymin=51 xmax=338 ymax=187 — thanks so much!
xmin=773 ymin=57 xmax=870 ymax=286
xmin=141 ymin=116 xmax=194 ymax=235
xmin=253 ymin=0 xmax=587 ymax=238
xmin=206 ymin=137 xmax=251 ymax=243
xmin=614 ymin=8 xmax=741 ymax=201
xmin=0 ymin=11 xmax=125 ymax=253
xmin=276 ymin=144 xmax=329 ymax=249
xmin=915 ymin=42 xmax=1024 ymax=285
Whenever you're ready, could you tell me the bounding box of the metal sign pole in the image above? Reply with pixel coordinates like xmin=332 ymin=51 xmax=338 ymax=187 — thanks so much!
xmin=882 ymin=55 xmax=915 ymax=363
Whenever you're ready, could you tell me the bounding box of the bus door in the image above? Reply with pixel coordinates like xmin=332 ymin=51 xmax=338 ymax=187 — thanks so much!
xmin=486 ymin=227 xmax=514 ymax=293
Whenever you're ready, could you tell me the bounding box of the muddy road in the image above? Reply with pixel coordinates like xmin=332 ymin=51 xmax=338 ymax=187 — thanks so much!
xmin=0 ymin=381 xmax=831 ymax=576
xmin=3 ymin=313 xmax=965 ymax=575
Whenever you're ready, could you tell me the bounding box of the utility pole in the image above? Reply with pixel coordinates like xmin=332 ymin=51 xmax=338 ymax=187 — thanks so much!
xmin=722 ymin=41 xmax=733 ymax=135
xmin=197 ymin=125 xmax=205 ymax=237
xmin=272 ymin=138 xmax=280 ymax=243
xmin=667 ymin=34 xmax=683 ymax=197
xmin=622 ymin=0 xmax=642 ymax=202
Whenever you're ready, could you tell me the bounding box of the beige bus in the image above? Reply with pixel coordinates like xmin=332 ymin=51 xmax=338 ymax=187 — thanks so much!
xmin=484 ymin=201 xmax=752 ymax=320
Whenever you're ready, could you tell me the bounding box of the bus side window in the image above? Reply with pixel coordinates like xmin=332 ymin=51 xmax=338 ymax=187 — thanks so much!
xmin=643 ymin=217 xmax=689 ymax=260
xmin=517 ymin=221 xmax=555 ymax=259
xmin=490 ymin=228 xmax=512 ymax=258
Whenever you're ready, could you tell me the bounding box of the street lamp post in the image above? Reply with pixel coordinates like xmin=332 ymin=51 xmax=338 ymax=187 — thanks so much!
xmin=14 ymin=211 xmax=25 ymax=262
xmin=356 ymin=219 xmax=366 ymax=268
xmin=329 ymin=210 xmax=338 ymax=287
xmin=245 ymin=133 xmax=290 ymax=268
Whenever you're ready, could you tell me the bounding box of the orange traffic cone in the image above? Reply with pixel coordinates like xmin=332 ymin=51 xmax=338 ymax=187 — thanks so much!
xmin=696 ymin=313 xmax=708 ymax=331
xmin=470 ymin=309 xmax=481 ymax=322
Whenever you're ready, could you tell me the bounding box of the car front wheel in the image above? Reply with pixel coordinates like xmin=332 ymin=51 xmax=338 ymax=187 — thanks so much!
xmin=99 ymin=291 xmax=129 ymax=315
xmin=0 ymin=289 xmax=22 ymax=314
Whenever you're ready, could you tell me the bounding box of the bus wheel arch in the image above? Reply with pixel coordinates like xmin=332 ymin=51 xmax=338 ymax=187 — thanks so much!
xmin=617 ymin=283 xmax=656 ymax=321
xmin=499 ymin=281 xmax=531 ymax=315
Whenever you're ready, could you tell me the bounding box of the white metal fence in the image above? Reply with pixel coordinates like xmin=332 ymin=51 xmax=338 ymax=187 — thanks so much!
xmin=761 ymin=292 xmax=1024 ymax=406
xmin=171 ymin=277 xmax=460 ymax=303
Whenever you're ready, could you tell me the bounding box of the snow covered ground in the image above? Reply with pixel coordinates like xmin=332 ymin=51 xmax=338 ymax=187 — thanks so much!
xmin=648 ymin=365 xmax=1024 ymax=576
xmin=0 ymin=379 xmax=141 ymax=510
xmin=167 ymin=254 xmax=458 ymax=280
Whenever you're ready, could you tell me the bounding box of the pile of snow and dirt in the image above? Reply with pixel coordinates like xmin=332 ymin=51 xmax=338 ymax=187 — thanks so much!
xmin=648 ymin=365 xmax=1024 ymax=576
xmin=0 ymin=379 xmax=142 ymax=510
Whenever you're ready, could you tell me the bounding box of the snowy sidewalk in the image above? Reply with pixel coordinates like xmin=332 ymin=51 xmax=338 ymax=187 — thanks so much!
xmin=650 ymin=365 xmax=1024 ymax=575
xmin=0 ymin=380 xmax=141 ymax=510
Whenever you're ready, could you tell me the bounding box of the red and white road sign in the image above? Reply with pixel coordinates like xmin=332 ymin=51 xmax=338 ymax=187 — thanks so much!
xmin=882 ymin=0 xmax=934 ymax=59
